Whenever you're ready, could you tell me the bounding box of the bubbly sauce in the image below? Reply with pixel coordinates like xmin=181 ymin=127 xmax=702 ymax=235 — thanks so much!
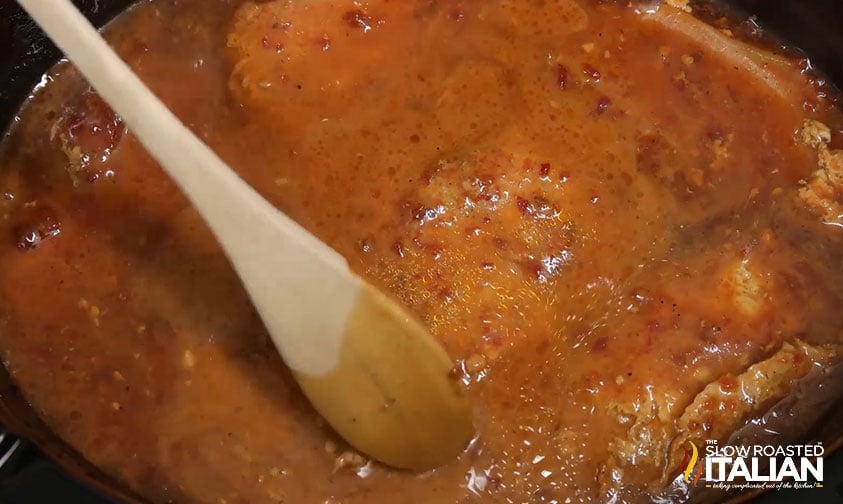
xmin=1 ymin=0 xmax=842 ymax=502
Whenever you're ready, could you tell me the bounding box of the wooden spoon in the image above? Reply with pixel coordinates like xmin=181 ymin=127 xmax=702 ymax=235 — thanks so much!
xmin=17 ymin=0 xmax=473 ymax=471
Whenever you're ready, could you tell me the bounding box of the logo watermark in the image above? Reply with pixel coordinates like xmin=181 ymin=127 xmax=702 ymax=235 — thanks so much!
xmin=680 ymin=440 xmax=824 ymax=491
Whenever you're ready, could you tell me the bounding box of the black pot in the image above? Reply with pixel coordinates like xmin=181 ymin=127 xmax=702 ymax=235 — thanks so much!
xmin=0 ymin=1 xmax=841 ymax=503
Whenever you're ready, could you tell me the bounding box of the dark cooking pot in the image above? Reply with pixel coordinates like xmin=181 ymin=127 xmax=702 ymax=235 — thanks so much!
xmin=0 ymin=1 xmax=841 ymax=503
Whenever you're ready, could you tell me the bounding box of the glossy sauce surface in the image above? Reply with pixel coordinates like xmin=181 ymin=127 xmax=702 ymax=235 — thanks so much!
xmin=1 ymin=1 xmax=842 ymax=502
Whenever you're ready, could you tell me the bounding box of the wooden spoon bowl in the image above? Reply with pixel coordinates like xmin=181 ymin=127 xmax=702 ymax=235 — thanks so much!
xmin=16 ymin=0 xmax=474 ymax=471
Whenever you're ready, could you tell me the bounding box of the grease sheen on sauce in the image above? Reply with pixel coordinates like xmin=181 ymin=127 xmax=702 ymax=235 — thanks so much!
xmin=0 ymin=1 xmax=842 ymax=503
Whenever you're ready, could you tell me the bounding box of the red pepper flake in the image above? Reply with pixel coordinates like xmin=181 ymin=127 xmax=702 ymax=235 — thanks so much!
xmin=526 ymin=260 xmax=547 ymax=283
xmin=86 ymin=169 xmax=115 ymax=183
xmin=480 ymin=262 xmax=495 ymax=271
xmin=595 ymin=96 xmax=611 ymax=115
xmin=591 ymin=337 xmax=609 ymax=353
xmin=448 ymin=365 xmax=462 ymax=380
xmin=556 ymin=64 xmax=568 ymax=90
xmin=539 ymin=162 xmax=551 ymax=178
xmin=391 ymin=240 xmax=405 ymax=257
xmin=482 ymin=328 xmax=503 ymax=347
xmin=343 ymin=9 xmax=373 ymax=32
xmin=516 ymin=197 xmax=529 ymax=214
xmin=582 ymin=64 xmax=601 ymax=82
xmin=516 ymin=196 xmax=534 ymax=216
xmin=420 ymin=167 xmax=437 ymax=185
xmin=451 ymin=8 xmax=464 ymax=21
xmin=319 ymin=35 xmax=331 ymax=51
xmin=409 ymin=134 xmax=420 ymax=144
xmin=422 ymin=243 xmax=443 ymax=259
xmin=260 ymin=37 xmax=283 ymax=53
xmin=13 ymin=204 xmax=62 ymax=251
xmin=482 ymin=191 xmax=501 ymax=203
xmin=482 ymin=216 xmax=492 ymax=225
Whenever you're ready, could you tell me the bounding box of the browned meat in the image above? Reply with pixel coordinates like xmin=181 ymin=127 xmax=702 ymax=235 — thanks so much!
xmin=798 ymin=119 xmax=843 ymax=225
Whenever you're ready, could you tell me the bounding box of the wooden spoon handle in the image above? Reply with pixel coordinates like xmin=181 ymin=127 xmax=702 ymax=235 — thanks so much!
xmin=16 ymin=0 xmax=358 ymax=375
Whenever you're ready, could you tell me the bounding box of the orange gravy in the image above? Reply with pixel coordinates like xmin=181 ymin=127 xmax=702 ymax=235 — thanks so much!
xmin=1 ymin=0 xmax=842 ymax=502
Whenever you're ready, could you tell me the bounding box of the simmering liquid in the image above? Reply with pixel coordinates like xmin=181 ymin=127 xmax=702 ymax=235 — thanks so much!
xmin=0 ymin=0 xmax=842 ymax=502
